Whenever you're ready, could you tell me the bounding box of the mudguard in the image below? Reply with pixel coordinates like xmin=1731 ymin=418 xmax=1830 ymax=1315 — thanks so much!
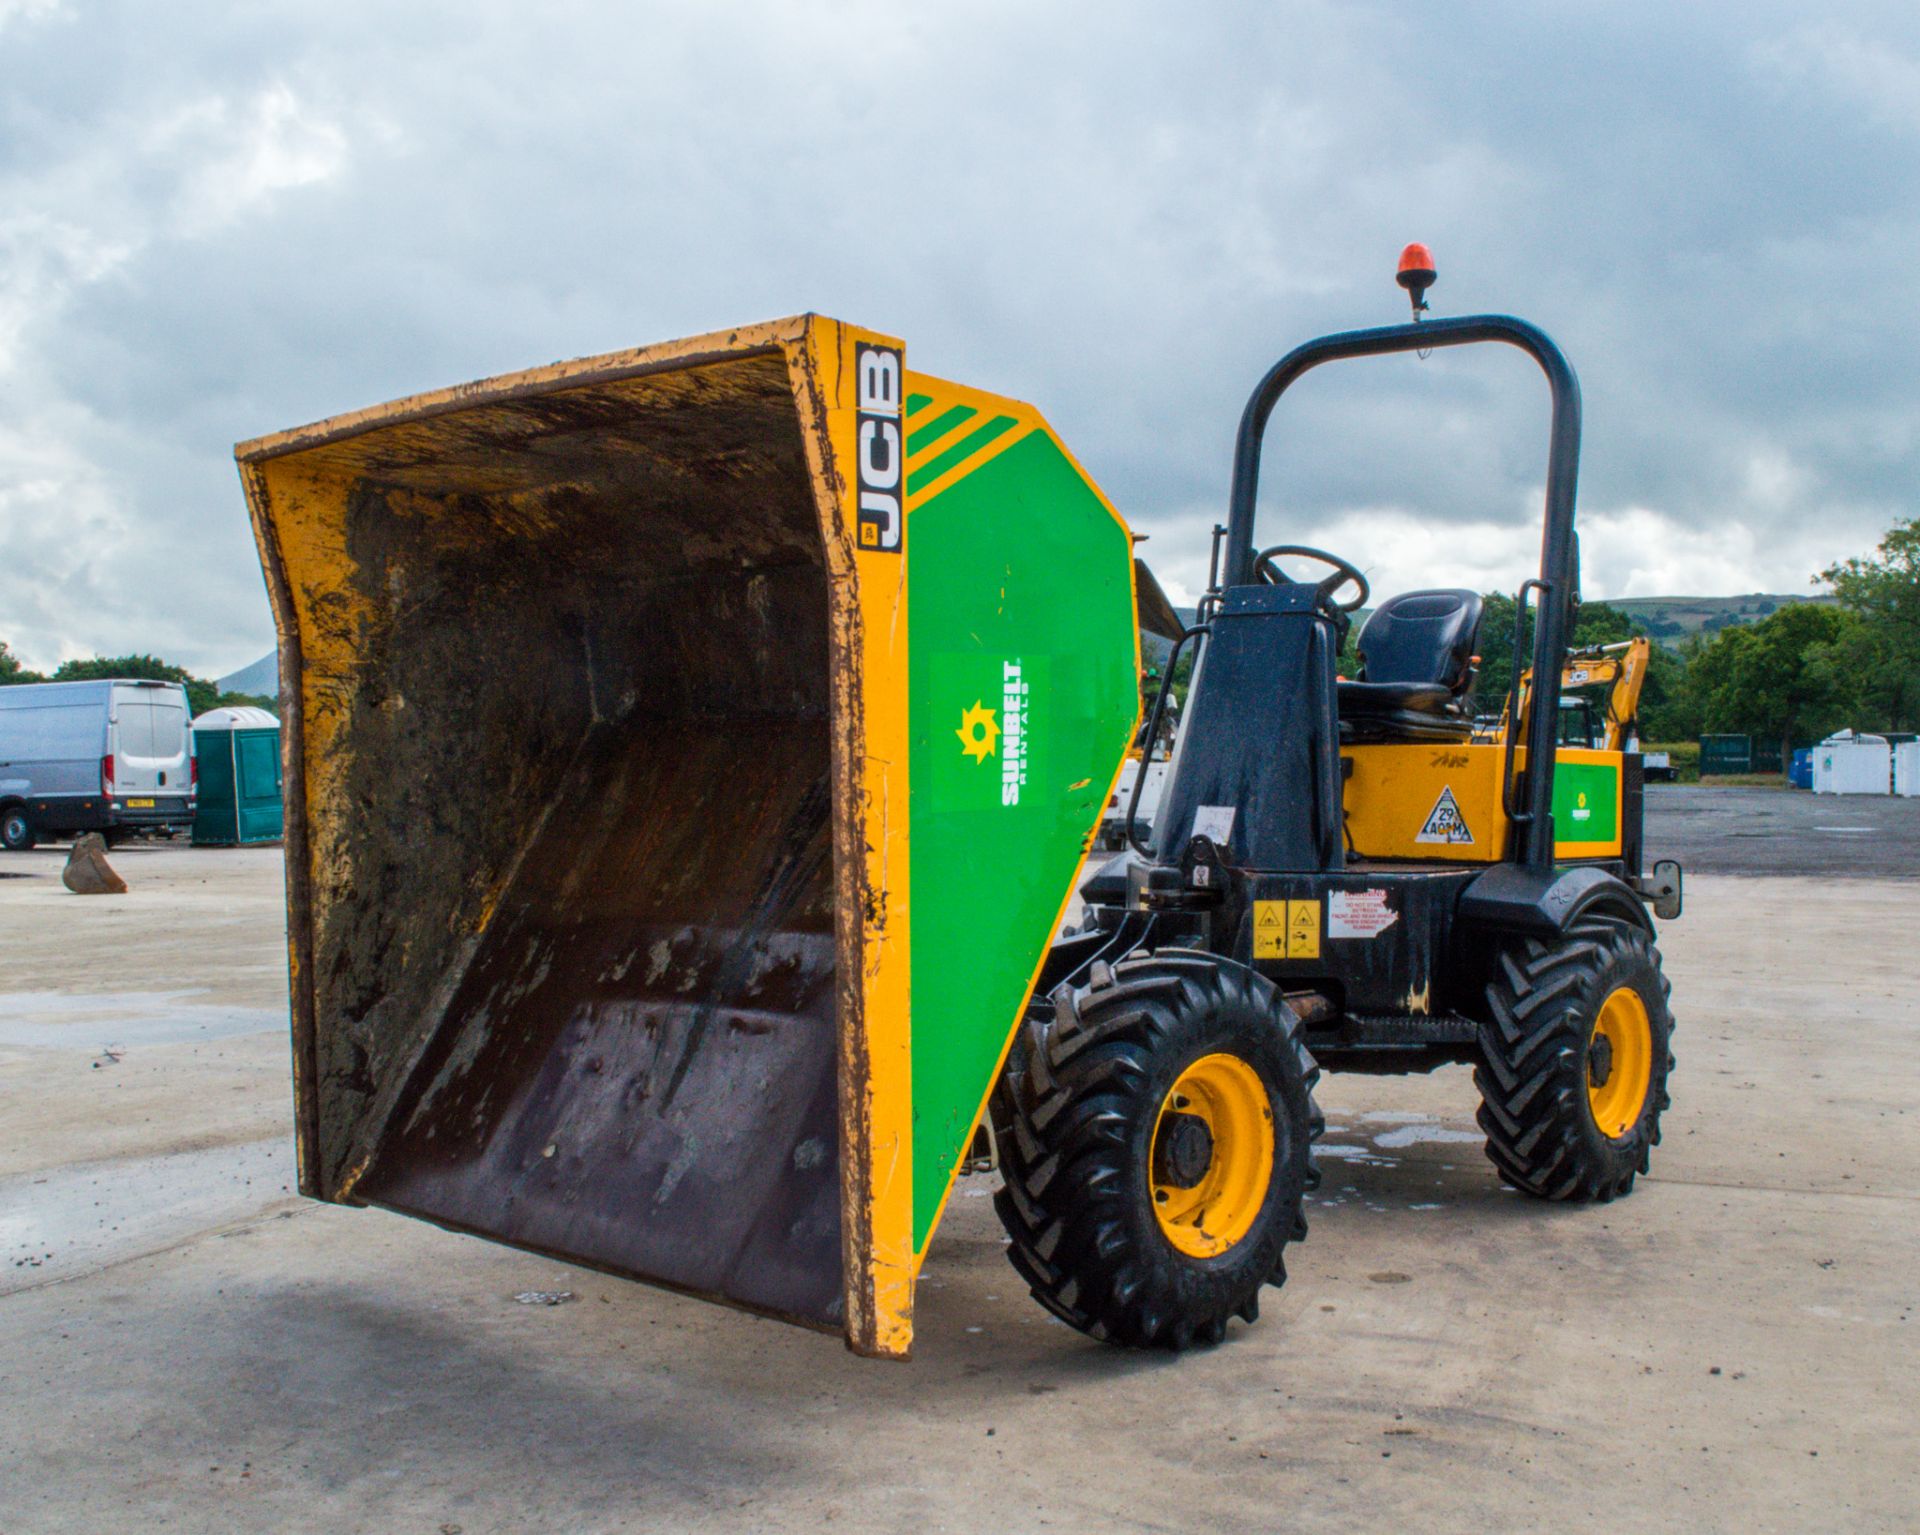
xmin=1457 ymin=862 xmax=1654 ymax=938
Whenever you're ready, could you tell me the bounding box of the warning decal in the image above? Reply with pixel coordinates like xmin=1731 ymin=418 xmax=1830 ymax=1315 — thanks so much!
xmin=1253 ymin=899 xmax=1322 ymax=960
xmin=1287 ymin=900 xmax=1320 ymax=960
xmin=1328 ymin=889 xmax=1398 ymax=939
xmin=1415 ymin=785 xmax=1474 ymax=845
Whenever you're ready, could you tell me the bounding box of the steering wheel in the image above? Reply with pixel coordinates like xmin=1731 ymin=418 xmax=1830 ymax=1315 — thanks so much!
xmin=1251 ymin=544 xmax=1371 ymax=613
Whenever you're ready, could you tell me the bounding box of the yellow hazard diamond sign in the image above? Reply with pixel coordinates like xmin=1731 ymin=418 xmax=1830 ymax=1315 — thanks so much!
xmin=1253 ymin=899 xmax=1321 ymax=960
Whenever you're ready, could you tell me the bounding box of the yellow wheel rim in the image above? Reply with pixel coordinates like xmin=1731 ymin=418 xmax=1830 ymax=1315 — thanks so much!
xmin=1587 ymin=985 xmax=1653 ymax=1139
xmin=1149 ymin=1053 xmax=1274 ymax=1258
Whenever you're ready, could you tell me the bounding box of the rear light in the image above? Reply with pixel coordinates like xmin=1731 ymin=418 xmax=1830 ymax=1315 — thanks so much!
xmin=101 ymin=755 xmax=115 ymax=796
xmin=190 ymin=756 xmax=199 ymax=789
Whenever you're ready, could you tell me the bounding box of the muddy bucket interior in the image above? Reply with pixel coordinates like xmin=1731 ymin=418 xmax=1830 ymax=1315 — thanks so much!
xmin=240 ymin=317 xmax=1142 ymax=1356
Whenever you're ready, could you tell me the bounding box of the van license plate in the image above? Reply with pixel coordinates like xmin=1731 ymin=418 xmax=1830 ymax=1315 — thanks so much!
xmin=126 ymin=798 xmax=155 ymax=808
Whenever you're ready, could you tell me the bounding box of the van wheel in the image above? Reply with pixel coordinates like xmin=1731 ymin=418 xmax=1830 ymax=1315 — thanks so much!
xmin=1 ymin=807 xmax=34 ymax=851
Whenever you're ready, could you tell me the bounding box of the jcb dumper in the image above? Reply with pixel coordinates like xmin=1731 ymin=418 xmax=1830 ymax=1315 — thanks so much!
xmin=238 ymin=317 xmax=1141 ymax=1359
xmin=244 ymin=263 xmax=1683 ymax=1359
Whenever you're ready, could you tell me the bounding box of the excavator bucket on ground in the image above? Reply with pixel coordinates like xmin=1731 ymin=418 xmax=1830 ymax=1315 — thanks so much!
xmin=238 ymin=316 xmax=1140 ymax=1358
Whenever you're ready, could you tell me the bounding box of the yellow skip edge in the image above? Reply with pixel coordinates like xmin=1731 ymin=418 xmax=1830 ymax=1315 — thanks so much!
xmin=787 ymin=316 xmax=916 ymax=1359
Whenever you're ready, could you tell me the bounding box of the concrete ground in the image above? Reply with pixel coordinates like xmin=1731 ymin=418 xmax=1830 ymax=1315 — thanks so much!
xmin=1646 ymin=781 xmax=1920 ymax=878
xmin=2 ymin=805 xmax=1917 ymax=1533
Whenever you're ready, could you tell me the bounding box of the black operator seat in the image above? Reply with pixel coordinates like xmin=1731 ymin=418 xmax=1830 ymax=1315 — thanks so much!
xmin=1336 ymin=588 xmax=1484 ymax=742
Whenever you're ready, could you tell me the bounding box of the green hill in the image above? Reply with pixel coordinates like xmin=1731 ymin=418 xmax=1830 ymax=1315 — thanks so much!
xmin=1604 ymin=593 xmax=1834 ymax=645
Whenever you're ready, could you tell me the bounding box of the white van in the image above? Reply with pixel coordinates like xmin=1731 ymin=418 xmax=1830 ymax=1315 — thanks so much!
xmin=0 ymin=679 xmax=197 ymax=849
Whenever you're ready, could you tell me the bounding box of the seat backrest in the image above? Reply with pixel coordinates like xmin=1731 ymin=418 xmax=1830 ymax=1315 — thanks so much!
xmin=1357 ymin=589 xmax=1484 ymax=691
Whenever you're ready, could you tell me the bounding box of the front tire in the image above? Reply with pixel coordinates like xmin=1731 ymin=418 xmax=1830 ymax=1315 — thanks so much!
xmin=991 ymin=951 xmax=1321 ymax=1350
xmin=1475 ymin=917 xmax=1674 ymax=1201
xmin=0 ymin=806 xmax=34 ymax=851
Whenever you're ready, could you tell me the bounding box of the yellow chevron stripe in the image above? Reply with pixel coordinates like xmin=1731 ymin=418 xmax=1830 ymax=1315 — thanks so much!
xmin=902 ymin=374 xmax=1039 ymax=508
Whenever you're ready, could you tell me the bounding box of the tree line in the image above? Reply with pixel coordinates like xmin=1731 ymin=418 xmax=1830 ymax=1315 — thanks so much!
xmin=0 ymin=645 xmax=274 ymax=718
xmin=1469 ymin=513 xmax=1919 ymax=765
xmin=1310 ymin=512 xmax=1917 ymax=768
xmin=10 ymin=511 xmax=1917 ymax=761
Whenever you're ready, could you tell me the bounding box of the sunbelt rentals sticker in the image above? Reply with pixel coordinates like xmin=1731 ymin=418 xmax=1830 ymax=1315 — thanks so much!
xmin=945 ymin=656 xmax=1040 ymax=809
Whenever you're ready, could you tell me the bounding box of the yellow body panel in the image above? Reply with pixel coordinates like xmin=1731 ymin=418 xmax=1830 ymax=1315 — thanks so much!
xmin=1342 ymin=744 xmax=1624 ymax=862
xmin=1344 ymin=745 xmax=1512 ymax=863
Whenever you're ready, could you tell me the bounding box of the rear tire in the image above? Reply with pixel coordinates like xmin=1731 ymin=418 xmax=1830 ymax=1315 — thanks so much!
xmin=1474 ymin=917 xmax=1674 ymax=1201
xmin=1 ymin=806 xmax=33 ymax=851
xmin=991 ymin=950 xmax=1321 ymax=1350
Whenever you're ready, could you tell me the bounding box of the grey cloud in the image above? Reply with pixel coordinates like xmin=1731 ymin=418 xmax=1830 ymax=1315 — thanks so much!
xmin=1 ymin=0 xmax=1915 ymax=670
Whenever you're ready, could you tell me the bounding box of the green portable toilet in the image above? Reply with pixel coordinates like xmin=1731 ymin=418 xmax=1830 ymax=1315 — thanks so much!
xmin=191 ymin=706 xmax=283 ymax=845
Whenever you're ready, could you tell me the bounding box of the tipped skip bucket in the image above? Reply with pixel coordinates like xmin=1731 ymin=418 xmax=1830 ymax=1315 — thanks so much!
xmin=239 ymin=316 xmax=1140 ymax=1357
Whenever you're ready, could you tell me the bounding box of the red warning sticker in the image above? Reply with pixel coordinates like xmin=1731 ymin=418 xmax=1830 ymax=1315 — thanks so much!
xmin=1328 ymin=889 xmax=1398 ymax=939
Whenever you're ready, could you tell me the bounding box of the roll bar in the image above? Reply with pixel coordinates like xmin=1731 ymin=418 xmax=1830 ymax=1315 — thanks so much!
xmin=1218 ymin=314 xmax=1582 ymax=873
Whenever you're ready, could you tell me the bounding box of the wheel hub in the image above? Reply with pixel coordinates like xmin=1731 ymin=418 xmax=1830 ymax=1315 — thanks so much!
xmin=1586 ymin=985 xmax=1653 ymax=1139
xmin=1153 ymin=1112 xmax=1215 ymax=1189
xmin=1587 ymin=1033 xmax=1614 ymax=1089
xmin=1149 ymin=1054 xmax=1275 ymax=1259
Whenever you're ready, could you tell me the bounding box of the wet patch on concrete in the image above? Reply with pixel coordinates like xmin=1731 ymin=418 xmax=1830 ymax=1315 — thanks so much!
xmin=0 ymin=989 xmax=287 ymax=1051
xmin=1 ymin=1135 xmax=294 ymax=1293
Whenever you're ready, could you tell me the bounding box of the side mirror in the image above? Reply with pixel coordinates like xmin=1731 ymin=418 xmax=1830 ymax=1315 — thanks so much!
xmin=1634 ymin=859 xmax=1683 ymax=922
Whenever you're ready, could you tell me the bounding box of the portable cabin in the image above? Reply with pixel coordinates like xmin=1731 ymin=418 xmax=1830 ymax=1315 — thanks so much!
xmin=1811 ymin=730 xmax=1892 ymax=796
xmin=1895 ymin=741 xmax=1920 ymax=799
xmin=190 ymin=707 xmax=283 ymax=845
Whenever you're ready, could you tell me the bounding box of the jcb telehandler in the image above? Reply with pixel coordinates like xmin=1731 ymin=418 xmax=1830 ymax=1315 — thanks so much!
xmin=1481 ymin=633 xmax=1655 ymax=751
xmin=240 ymin=251 xmax=1679 ymax=1359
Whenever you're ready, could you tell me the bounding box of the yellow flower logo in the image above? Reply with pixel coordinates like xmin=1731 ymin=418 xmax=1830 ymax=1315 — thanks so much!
xmin=956 ymin=700 xmax=999 ymax=762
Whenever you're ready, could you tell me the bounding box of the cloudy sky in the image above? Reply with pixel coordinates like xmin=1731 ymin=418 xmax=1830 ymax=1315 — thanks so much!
xmin=2 ymin=0 xmax=1916 ymax=676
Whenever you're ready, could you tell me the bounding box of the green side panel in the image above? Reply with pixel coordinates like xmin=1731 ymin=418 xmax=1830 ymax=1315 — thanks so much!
xmin=1553 ymin=758 xmax=1620 ymax=847
xmin=907 ymin=429 xmax=1138 ymax=1252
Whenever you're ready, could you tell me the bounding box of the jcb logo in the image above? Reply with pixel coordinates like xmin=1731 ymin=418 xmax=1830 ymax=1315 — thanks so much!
xmin=855 ymin=344 xmax=903 ymax=554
